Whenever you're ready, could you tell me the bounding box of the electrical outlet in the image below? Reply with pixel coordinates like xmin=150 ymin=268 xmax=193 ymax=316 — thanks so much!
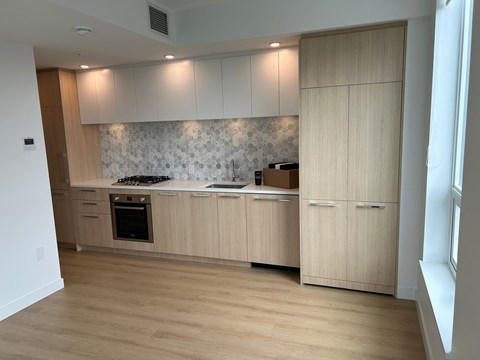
xmin=36 ymin=247 xmax=44 ymax=261
xmin=189 ymin=164 xmax=195 ymax=174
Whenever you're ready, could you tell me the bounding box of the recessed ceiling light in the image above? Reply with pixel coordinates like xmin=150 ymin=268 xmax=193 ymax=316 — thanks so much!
xmin=74 ymin=26 xmax=93 ymax=37
xmin=270 ymin=42 xmax=281 ymax=48
xmin=79 ymin=65 xmax=90 ymax=69
xmin=165 ymin=55 xmax=175 ymax=60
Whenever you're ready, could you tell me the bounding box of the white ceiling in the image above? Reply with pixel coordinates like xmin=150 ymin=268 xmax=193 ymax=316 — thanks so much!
xmin=0 ymin=0 xmax=432 ymax=70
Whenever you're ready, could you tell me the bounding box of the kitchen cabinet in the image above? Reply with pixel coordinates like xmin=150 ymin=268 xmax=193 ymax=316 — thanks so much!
xmin=348 ymin=82 xmax=402 ymax=202
xmin=114 ymin=68 xmax=137 ymax=123
xmin=251 ymin=52 xmax=279 ymax=117
xmin=152 ymin=191 xmax=189 ymax=255
xmin=301 ymin=200 xmax=347 ymax=281
xmin=279 ymin=48 xmax=299 ymax=116
xmin=37 ymin=69 xmax=102 ymax=244
xmin=346 ymin=201 xmax=398 ymax=290
xmin=217 ymin=193 xmax=248 ymax=262
xmin=194 ymin=59 xmax=224 ymax=120
xmin=51 ymin=190 xmax=75 ymax=244
xmin=155 ymin=61 xmax=197 ymax=121
xmin=76 ymin=71 xmax=98 ymax=124
xmin=222 ymin=56 xmax=252 ymax=118
xmin=188 ymin=192 xmax=219 ymax=258
xmin=74 ymin=213 xmax=114 ymax=248
xmin=246 ymin=194 xmax=299 ymax=267
xmin=300 ymin=86 xmax=349 ymax=201
xmin=300 ymin=26 xmax=404 ymax=88
xmin=134 ymin=66 xmax=158 ymax=122
xmin=299 ymin=24 xmax=404 ymax=295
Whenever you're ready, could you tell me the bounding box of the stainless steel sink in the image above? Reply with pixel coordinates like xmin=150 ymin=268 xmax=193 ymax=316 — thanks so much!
xmin=201 ymin=182 xmax=249 ymax=189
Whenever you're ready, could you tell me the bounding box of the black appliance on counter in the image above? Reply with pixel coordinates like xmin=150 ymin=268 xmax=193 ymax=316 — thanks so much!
xmin=110 ymin=194 xmax=153 ymax=243
xmin=113 ymin=175 xmax=171 ymax=186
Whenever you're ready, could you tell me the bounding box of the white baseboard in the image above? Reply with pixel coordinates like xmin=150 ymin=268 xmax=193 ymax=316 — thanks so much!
xmin=396 ymin=286 xmax=417 ymax=300
xmin=0 ymin=278 xmax=64 ymax=321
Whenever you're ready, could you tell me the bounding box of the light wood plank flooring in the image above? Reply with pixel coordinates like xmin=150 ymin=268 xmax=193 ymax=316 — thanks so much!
xmin=0 ymin=250 xmax=426 ymax=359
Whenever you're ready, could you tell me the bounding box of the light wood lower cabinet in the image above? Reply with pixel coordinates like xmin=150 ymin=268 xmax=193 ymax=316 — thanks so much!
xmin=301 ymin=200 xmax=347 ymax=280
xmin=74 ymin=213 xmax=114 ymax=248
xmin=346 ymin=201 xmax=398 ymax=288
xmin=51 ymin=190 xmax=75 ymax=243
xmin=217 ymin=193 xmax=248 ymax=261
xmin=152 ymin=191 xmax=219 ymax=258
xmin=246 ymin=194 xmax=299 ymax=267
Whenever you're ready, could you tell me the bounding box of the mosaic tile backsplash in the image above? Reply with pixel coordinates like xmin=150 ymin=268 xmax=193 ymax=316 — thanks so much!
xmin=100 ymin=117 xmax=299 ymax=181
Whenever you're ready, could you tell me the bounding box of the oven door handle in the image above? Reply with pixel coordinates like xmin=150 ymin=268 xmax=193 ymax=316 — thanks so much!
xmin=114 ymin=205 xmax=145 ymax=211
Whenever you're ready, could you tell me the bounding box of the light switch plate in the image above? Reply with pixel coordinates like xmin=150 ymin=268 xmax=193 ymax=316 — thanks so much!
xmin=22 ymin=137 xmax=36 ymax=151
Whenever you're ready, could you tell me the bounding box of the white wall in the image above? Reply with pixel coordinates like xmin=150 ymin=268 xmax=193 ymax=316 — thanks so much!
xmin=451 ymin=1 xmax=480 ymax=357
xmin=397 ymin=16 xmax=434 ymax=300
xmin=0 ymin=39 xmax=63 ymax=321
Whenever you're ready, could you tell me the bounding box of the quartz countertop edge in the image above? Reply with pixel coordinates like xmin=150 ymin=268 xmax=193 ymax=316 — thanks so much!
xmin=70 ymin=179 xmax=299 ymax=196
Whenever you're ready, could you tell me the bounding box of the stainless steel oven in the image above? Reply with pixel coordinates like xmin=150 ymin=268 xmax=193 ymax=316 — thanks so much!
xmin=110 ymin=194 xmax=153 ymax=243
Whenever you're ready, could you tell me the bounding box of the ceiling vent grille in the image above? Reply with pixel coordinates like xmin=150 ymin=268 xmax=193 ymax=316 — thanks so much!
xmin=148 ymin=3 xmax=169 ymax=36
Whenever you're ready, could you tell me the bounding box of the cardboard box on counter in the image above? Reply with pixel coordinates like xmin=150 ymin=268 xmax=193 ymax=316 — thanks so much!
xmin=263 ymin=168 xmax=299 ymax=189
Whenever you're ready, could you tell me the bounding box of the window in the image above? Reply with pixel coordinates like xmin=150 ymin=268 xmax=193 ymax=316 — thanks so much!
xmin=449 ymin=0 xmax=473 ymax=271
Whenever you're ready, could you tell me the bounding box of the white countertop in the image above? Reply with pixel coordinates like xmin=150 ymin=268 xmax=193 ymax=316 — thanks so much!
xmin=70 ymin=178 xmax=299 ymax=196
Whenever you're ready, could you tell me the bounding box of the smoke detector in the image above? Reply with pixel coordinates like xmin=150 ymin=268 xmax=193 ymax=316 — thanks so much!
xmin=74 ymin=26 xmax=93 ymax=37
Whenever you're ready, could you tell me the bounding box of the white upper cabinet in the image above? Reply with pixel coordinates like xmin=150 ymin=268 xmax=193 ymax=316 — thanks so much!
xmin=114 ymin=68 xmax=137 ymax=123
xmin=279 ymin=48 xmax=299 ymax=116
xmin=134 ymin=66 xmax=158 ymax=123
xmin=222 ymin=56 xmax=252 ymax=118
xmin=155 ymin=61 xmax=197 ymax=121
xmin=94 ymin=69 xmax=117 ymax=123
xmin=251 ymin=52 xmax=279 ymax=117
xmin=77 ymin=71 xmax=98 ymax=124
xmin=194 ymin=59 xmax=224 ymax=120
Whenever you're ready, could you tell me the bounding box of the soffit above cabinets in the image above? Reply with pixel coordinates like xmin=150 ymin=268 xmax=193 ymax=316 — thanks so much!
xmin=0 ymin=0 xmax=431 ymax=70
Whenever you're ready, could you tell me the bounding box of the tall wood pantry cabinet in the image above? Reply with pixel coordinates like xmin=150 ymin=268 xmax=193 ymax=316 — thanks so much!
xmin=37 ymin=69 xmax=103 ymax=244
xmin=299 ymin=24 xmax=405 ymax=295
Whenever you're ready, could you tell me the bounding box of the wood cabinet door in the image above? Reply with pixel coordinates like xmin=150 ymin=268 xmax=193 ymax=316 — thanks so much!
xmin=152 ymin=191 xmax=189 ymax=255
xmin=114 ymin=68 xmax=137 ymax=123
xmin=194 ymin=59 xmax=224 ymax=120
xmin=301 ymin=200 xmax=347 ymax=280
xmin=155 ymin=61 xmax=197 ymax=121
xmin=94 ymin=69 xmax=117 ymax=124
xmin=187 ymin=193 xmax=219 ymax=258
xmin=279 ymin=48 xmax=299 ymax=116
xmin=217 ymin=193 xmax=248 ymax=262
xmin=222 ymin=56 xmax=252 ymax=118
xmin=76 ymin=71 xmax=98 ymax=124
xmin=51 ymin=190 xmax=75 ymax=243
xmin=346 ymin=201 xmax=398 ymax=287
xmin=348 ymin=82 xmax=402 ymax=202
xmin=134 ymin=66 xmax=158 ymax=122
xmin=74 ymin=212 xmax=114 ymax=247
xmin=300 ymin=26 xmax=404 ymax=88
xmin=300 ymin=86 xmax=349 ymax=200
xmin=246 ymin=194 xmax=299 ymax=267
xmin=251 ymin=51 xmax=279 ymax=117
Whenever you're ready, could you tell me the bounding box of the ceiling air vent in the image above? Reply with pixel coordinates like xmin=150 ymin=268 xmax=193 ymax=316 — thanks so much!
xmin=148 ymin=3 xmax=169 ymax=36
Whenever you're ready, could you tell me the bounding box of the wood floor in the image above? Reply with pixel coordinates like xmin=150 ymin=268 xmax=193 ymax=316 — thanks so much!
xmin=0 ymin=250 xmax=426 ymax=360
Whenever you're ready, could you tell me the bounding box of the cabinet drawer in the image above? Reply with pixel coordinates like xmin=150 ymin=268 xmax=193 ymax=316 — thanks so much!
xmin=71 ymin=187 xmax=109 ymax=201
xmin=74 ymin=213 xmax=114 ymax=247
xmin=72 ymin=199 xmax=110 ymax=214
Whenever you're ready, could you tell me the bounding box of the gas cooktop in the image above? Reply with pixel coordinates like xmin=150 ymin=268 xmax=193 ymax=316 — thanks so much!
xmin=113 ymin=175 xmax=172 ymax=186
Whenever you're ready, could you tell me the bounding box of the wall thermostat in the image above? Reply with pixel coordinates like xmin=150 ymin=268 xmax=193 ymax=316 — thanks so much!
xmin=23 ymin=137 xmax=36 ymax=151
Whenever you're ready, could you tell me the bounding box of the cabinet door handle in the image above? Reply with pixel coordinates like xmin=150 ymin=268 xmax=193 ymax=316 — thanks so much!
xmin=192 ymin=193 xmax=212 ymax=197
xmin=83 ymin=215 xmax=99 ymax=219
xmin=356 ymin=203 xmax=387 ymax=209
xmin=80 ymin=189 xmax=97 ymax=193
xmin=82 ymin=202 xmax=98 ymax=206
xmin=309 ymin=201 xmax=337 ymax=207
xmin=61 ymin=153 xmax=70 ymax=185
xmin=159 ymin=192 xmax=178 ymax=196
xmin=254 ymin=197 xmax=291 ymax=203
xmin=218 ymin=194 xmax=241 ymax=198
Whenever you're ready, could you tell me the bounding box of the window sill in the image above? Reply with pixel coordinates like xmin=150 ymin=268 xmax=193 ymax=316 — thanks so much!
xmin=419 ymin=261 xmax=455 ymax=356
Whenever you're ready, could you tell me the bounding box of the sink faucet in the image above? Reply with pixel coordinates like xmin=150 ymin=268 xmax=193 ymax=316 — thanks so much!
xmin=231 ymin=160 xmax=239 ymax=182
